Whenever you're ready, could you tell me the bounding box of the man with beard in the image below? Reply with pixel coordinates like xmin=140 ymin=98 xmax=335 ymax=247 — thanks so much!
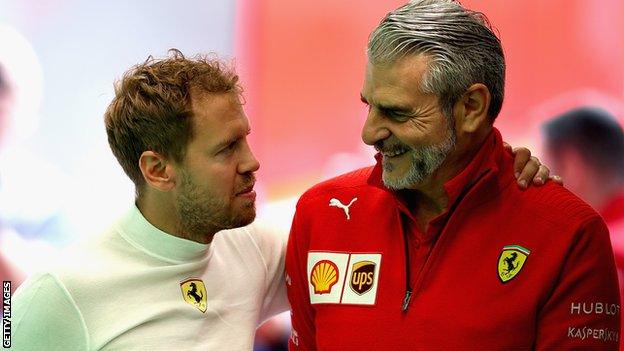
xmin=285 ymin=1 xmax=620 ymax=350
xmin=9 ymin=50 xmax=287 ymax=350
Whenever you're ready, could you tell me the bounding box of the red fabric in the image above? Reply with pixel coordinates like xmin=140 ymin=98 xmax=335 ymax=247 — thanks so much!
xmin=600 ymin=190 xmax=624 ymax=351
xmin=602 ymin=191 xmax=624 ymax=272
xmin=286 ymin=128 xmax=621 ymax=350
xmin=601 ymin=192 xmax=624 ymax=225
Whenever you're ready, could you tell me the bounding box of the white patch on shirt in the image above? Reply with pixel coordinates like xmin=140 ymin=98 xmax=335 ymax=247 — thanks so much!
xmin=307 ymin=252 xmax=349 ymax=304
xmin=307 ymin=251 xmax=381 ymax=306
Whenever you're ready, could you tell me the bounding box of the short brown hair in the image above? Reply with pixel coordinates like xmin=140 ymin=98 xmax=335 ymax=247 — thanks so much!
xmin=104 ymin=49 xmax=241 ymax=195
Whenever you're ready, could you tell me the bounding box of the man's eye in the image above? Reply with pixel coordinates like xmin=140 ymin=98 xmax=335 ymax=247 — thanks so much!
xmin=388 ymin=112 xmax=411 ymax=122
xmin=221 ymin=142 xmax=237 ymax=154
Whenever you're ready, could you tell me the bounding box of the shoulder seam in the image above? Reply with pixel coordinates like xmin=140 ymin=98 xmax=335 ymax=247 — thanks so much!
xmin=14 ymin=272 xmax=90 ymax=348
xmin=47 ymin=272 xmax=91 ymax=348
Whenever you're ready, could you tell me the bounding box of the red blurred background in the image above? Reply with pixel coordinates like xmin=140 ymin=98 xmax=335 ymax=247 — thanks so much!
xmin=236 ymin=0 xmax=624 ymax=200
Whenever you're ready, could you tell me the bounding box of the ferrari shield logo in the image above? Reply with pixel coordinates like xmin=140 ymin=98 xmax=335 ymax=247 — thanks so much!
xmin=498 ymin=245 xmax=531 ymax=283
xmin=180 ymin=278 xmax=207 ymax=313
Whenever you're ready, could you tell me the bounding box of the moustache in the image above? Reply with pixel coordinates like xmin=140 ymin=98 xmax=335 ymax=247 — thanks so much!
xmin=374 ymin=139 xmax=411 ymax=154
xmin=236 ymin=174 xmax=256 ymax=194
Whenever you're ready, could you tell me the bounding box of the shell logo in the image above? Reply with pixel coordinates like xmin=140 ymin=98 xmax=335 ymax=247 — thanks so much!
xmin=310 ymin=260 xmax=339 ymax=294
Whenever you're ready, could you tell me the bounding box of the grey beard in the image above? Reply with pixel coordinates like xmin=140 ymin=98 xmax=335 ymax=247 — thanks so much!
xmin=382 ymin=131 xmax=456 ymax=190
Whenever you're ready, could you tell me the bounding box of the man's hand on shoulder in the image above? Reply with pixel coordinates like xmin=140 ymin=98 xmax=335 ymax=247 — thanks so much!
xmin=504 ymin=142 xmax=563 ymax=189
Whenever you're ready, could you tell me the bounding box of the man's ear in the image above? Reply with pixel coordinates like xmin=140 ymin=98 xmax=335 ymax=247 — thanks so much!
xmin=454 ymin=83 xmax=491 ymax=133
xmin=139 ymin=151 xmax=177 ymax=192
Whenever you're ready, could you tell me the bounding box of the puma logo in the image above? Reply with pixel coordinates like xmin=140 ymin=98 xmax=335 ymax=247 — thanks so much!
xmin=329 ymin=197 xmax=358 ymax=220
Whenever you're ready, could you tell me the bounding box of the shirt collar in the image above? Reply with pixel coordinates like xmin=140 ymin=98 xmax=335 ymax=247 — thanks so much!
xmin=367 ymin=128 xmax=506 ymax=212
xmin=442 ymin=129 xmax=500 ymax=205
xmin=116 ymin=204 xmax=210 ymax=263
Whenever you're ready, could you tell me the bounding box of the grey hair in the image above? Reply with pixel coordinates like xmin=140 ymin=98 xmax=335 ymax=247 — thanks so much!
xmin=367 ymin=0 xmax=505 ymax=122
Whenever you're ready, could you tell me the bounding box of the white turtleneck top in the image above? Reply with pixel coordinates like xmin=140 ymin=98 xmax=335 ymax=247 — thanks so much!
xmin=10 ymin=205 xmax=288 ymax=350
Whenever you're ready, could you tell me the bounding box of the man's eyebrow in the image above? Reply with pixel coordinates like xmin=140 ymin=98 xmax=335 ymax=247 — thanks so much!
xmin=214 ymin=129 xmax=251 ymax=150
xmin=214 ymin=137 xmax=236 ymax=150
xmin=378 ymin=104 xmax=413 ymax=114
xmin=360 ymin=94 xmax=412 ymax=114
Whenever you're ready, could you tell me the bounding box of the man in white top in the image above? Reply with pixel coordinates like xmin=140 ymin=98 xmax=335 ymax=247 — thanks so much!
xmin=10 ymin=49 xmax=287 ymax=350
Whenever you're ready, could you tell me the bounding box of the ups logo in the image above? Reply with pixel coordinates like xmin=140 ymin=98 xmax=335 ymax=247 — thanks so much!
xmin=350 ymin=261 xmax=376 ymax=295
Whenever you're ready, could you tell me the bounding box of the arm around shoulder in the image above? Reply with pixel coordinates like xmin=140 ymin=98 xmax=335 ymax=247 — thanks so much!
xmin=10 ymin=273 xmax=88 ymax=351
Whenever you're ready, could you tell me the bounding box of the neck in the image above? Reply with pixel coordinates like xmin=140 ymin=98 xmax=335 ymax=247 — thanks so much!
xmin=136 ymin=191 xmax=217 ymax=244
xmin=401 ymin=189 xmax=447 ymax=233
xmin=408 ymin=129 xmax=490 ymax=227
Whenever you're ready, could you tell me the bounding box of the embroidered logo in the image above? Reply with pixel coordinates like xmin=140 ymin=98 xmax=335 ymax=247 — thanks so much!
xmin=329 ymin=197 xmax=358 ymax=220
xmin=349 ymin=261 xmax=376 ymax=295
xmin=310 ymin=260 xmax=339 ymax=294
xmin=180 ymin=278 xmax=207 ymax=313
xmin=498 ymin=245 xmax=531 ymax=283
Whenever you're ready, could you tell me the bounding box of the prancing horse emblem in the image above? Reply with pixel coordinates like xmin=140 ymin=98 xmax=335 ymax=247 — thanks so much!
xmin=329 ymin=197 xmax=358 ymax=220
xmin=497 ymin=245 xmax=531 ymax=283
xmin=187 ymin=282 xmax=203 ymax=303
xmin=180 ymin=278 xmax=207 ymax=313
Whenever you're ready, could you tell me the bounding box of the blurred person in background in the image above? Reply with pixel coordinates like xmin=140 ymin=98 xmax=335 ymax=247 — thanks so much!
xmin=285 ymin=1 xmax=620 ymax=349
xmin=543 ymin=106 xmax=624 ymax=342
xmin=0 ymin=26 xmax=75 ymax=290
xmin=0 ymin=63 xmax=24 ymax=290
xmin=542 ymin=107 xmax=624 ymax=235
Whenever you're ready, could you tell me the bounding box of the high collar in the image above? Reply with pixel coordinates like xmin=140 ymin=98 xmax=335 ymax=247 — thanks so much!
xmin=116 ymin=204 xmax=211 ymax=264
xmin=367 ymin=128 xmax=511 ymax=215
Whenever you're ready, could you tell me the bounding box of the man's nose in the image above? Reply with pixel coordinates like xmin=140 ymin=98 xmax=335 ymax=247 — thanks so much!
xmin=239 ymin=140 xmax=260 ymax=174
xmin=361 ymin=110 xmax=391 ymax=146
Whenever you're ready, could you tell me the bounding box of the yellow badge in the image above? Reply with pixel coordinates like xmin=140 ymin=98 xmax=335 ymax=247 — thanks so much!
xmin=349 ymin=261 xmax=376 ymax=295
xmin=310 ymin=260 xmax=339 ymax=294
xmin=498 ymin=245 xmax=531 ymax=283
xmin=180 ymin=278 xmax=207 ymax=313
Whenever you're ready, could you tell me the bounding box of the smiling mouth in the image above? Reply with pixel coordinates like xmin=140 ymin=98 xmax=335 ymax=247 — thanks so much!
xmin=236 ymin=183 xmax=255 ymax=196
xmin=381 ymin=149 xmax=409 ymax=158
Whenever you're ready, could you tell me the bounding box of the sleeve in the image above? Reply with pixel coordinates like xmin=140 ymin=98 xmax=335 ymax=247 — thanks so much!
xmin=285 ymin=207 xmax=317 ymax=350
xmin=535 ymin=216 xmax=621 ymax=350
xmin=250 ymin=220 xmax=290 ymax=322
xmin=9 ymin=273 xmax=88 ymax=351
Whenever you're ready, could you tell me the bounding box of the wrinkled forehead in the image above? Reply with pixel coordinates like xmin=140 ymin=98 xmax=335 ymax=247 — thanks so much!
xmin=362 ymin=55 xmax=432 ymax=103
xmin=187 ymin=90 xmax=249 ymax=143
xmin=189 ymin=90 xmax=244 ymax=129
